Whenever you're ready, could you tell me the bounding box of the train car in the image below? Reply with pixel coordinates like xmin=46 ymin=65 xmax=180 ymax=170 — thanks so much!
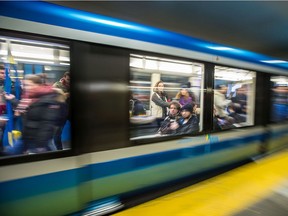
xmin=0 ymin=2 xmax=288 ymax=216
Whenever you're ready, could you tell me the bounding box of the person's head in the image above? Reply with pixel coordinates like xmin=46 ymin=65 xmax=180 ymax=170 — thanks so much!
xmin=62 ymin=71 xmax=70 ymax=85
xmin=180 ymin=103 xmax=193 ymax=118
xmin=180 ymin=85 xmax=189 ymax=97
xmin=169 ymin=101 xmax=181 ymax=117
xmin=0 ymin=64 xmax=5 ymax=80
xmin=180 ymin=102 xmax=196 ymax=119
xmin=153 ymin=80 xmax=164 ymax=93
xmin=23 ymin=74 xmax=43 ymax=93
xmin=216 ymin=84 xmax=227 ymax=94
xmin=237 ymin=87 xmax=247 ymax=95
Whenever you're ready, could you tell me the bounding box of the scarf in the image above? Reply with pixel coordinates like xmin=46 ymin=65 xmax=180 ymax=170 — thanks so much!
xmin=15 ymin=85 xmax=55 ymax=115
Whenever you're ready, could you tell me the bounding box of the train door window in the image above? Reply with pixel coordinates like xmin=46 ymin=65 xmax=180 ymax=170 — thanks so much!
xmin=129 ymin=54 xmax=204 ymax=140
xmin=0 ymin=35 xmax=70 ymax=158
xmin=270 ymin=76 xmax=288 ymax=122
xmin=213 ymin=66 xmax=256 ymax=131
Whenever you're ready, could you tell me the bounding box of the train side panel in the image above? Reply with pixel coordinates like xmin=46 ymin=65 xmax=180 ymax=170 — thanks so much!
xmin=0 ymin=2 xmax=287 ymax=216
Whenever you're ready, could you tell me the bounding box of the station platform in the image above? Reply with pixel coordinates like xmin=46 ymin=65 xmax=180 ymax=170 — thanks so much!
xmin=113 ymin=148 xmax=288 ymax=216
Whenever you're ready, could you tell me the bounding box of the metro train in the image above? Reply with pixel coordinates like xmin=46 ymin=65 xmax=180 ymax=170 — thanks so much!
xmin=0 ymin=1 xmax=288 ymax=216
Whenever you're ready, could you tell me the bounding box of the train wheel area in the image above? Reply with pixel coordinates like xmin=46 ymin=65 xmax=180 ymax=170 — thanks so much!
xmin=112 ymin=148 xmax=288 ymax=216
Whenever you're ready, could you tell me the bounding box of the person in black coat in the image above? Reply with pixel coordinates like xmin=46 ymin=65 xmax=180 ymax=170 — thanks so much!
xmin=5 ymin=74 xmax=65 ymax=154
xmin=176 ymin=103 xmax=199 ymax=135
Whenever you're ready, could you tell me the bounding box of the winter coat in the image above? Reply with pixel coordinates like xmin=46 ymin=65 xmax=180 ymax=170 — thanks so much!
xmin=176 ymin=114 xmax=199 ymax=135
xmin=158 ymin=112 xmax=181 ymax=135
xmin=214 ymin=91 xmax=231 ymax=118
xmin=13 ymin=92 xmax=65 ymax=150
xmin=150 ymin=92 xmax=169 ymax=118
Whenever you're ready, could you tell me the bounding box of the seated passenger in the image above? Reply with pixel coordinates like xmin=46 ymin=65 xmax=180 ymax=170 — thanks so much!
xmin=213 ymin=105 xmax=235 ymax=130
xmin=231 ymin=87 xmax=247 ymax=114
xmin=130 ymin=93 xmax=146 ymax=116
xmin=158 ymin=101 xmax=181 ymax=135
xmin=176 ymin=103 xmax=199 ymax=135
xmin=227 ymin=104 xmax=246 ymax=123
xmin=175 ymin=85 xmax=193 ymax=107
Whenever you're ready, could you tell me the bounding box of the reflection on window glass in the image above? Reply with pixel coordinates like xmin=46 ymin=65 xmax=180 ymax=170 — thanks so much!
xmin=129 ymin=54 xmax=204 ymax=140
xmin=0 ymin=35 xmax=70 ymax=158
xmin=270 ymin=76 xmax=288 ymax=122
xmin=213 ymin=66 xmax=256 ymax=131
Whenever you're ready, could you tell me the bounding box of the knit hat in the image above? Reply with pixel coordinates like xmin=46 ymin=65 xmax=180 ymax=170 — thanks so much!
xmin=180 ymin=103 xmax=193 ymax=113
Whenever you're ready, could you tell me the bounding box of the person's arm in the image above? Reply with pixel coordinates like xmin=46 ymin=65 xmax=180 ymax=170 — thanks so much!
xmin=214 ymin=95 xmax=231 ymax=109
xmin=152 ymin=93 xmax=170 ymax=108
xmin=4 ymin=93 xmax=19 ymax=109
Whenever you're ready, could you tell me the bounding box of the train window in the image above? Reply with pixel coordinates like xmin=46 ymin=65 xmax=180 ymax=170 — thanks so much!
xmin=0 ymin=35 xmax=70 ymax=158
xmin=213 ymin=66 xmax=256 ymax=131
xmin=129 ymin=54 xmax=204 ymax=140
xmin=270 ymin=76 xmax=288 ymax=122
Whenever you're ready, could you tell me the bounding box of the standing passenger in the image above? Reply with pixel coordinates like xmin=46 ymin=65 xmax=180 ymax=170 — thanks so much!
xmin=0 ymin=64 xmax=21 ymax=154
xmin=214 ymin=84 xmax=231 ymax=118
xmin=0 ymin=64 xmax=7 ymax=153
xmin=5 ymin=74 xmax=64 ymax=153
xmin=150 ymin=80 xmax=170 ymax=126
xmin=53 ymin=71 xmax=70 ymax=98
xmin=52 ymin=71 xmax=70 ymax=150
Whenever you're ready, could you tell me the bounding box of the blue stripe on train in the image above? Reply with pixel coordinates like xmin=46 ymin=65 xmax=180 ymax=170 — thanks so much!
xmin=0 ymin=168 xmax=81 ymax=203
xmin=0 ymin=2 xmax=287 ymax=70
xmin=0 ymin=133 xmax=266 ymax=203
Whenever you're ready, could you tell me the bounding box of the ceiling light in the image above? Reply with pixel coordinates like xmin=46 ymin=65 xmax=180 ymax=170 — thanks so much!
xmin=207 ymin=46 xmax=234 ymax=51
xmin=260 ymin=60 xmax=288 ymax=64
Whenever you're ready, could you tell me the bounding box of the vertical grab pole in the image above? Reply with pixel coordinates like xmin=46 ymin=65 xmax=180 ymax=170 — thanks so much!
xmin=3 ymin=62 xmax=13 ymax=147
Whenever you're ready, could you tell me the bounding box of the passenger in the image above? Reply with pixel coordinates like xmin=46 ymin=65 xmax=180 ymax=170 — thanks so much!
xmin=213 ymin=106 xmax=222 ymax=131
xmin=5 ymin=74 xmax=64 ymax=154
xmin=231 ymin=86 xmax=247 ymax=114
xmin=0 ymin=64 xmax=22 ymax=154
xmin=150 ymin=80 xmax=170 ymax=126
xmin=0 ymin=64 xmax=6 ymax=115
xmin=53 ymin=71 xmax=70 ymax=98
xmin=214 ymin=84 xmax=231 ymax=118
xmin=227 ymin=103 xmax=246 ymax=123
xmin=52 ymin=71 xmax=70 ymax=150
xmin=176 ymin=103 xmax=199 ymax=135
xmin=175 ymin=85 xmax=193 ymax=107
xmin=52 ymin=71 xmax=70 ymax=110
xmin=158 ymin=101 xmax=181 ymax=135
xmin=130 ymin=92 xmax=146 ymax=116
xmin=0 ymin=64 xmax=7 ymax=153
xmin=180 ymin=82 xmax=197 ymax=103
